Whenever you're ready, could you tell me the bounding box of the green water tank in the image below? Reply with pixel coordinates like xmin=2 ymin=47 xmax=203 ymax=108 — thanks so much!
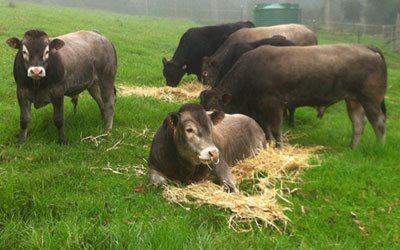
xmin=254 ymin=3 xmax=302 ymax=27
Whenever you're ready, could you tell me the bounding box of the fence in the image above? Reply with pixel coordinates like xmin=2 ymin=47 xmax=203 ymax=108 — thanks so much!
xmin=122 ymin=1 xmax=400 ymax=51
xmin=304 ymin=20 xmax=400 ymax=51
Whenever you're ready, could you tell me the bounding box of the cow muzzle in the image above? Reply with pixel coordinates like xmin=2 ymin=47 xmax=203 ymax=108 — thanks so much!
xmin=27 ymin=66 xmax=46 ymax=79
xmin=199 ymin=146 xmax=220 ymax=165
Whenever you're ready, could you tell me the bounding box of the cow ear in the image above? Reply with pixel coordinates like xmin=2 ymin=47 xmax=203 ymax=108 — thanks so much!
xmin=182 ymin=64 xmax=187 ymax=70
xmin=162 ymin=57 xmax=168 ymax=66
xmin=202 ymin=56 xmax=210 ymax=64
xmin=50 ymin=38 xmax=65 ymax=50
xmin=166 ymin=112 xmax=180 ymax=129
xmin=6 ymin=37 xmax=22 ymax=49
xmin=209 ymin=110 xmax=225 ymax=126
xmin=222 ymin=93 xmax=232 ymax=104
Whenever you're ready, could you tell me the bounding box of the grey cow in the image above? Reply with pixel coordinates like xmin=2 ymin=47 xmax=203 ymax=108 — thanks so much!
xmin=6 ymin=30 xmax=117 ymax=144
xmin=148 ymin=103 xmax=265 ymax=192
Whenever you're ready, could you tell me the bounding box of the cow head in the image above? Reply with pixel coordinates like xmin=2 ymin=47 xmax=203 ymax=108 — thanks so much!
xmin=201 ymin=57 xmax=218 ymax=86
xmin=167 ymin=103 xmax=225 ymax=166
xmin=162 ymin=57 xmax=187 ymax=87
xmin=6 ymin=30 xmax=65 ymax=80
xmin=200 ymin=89 xmax=232 ymax=112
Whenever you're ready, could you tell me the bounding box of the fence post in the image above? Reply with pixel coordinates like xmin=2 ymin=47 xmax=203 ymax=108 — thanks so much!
xmin=396 ymin=13 xmax=400 ymax=51
xmin=145 ymin=0 xmax=149 ymax=16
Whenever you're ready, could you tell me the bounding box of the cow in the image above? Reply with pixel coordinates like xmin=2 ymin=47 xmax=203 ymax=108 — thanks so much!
xmin=148 ymin=103 xmax=265 ymax=192
xmin=162 ymin=21 xmax=254 ymax=87
xmin=200 ymin=44 xmax=387 ymax=148
xmin=203 ymin=35 xmax=324 ymax=126
xmin=201 ymin=24 xmax=317 ymax=86
xmin=6 ymin=30 xmax=117 ymax=144
xmin=213 ymin=35 xmax=295 ymax=86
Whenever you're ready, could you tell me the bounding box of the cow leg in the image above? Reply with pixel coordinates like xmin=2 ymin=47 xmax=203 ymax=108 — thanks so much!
xmin=71 ymin=95 xmax=79 ymax=114
xmin=88 ymin=84 xmax=104 ymax=116
xmin=361 ymin=100 xmax=386 ymax=145
xmin=288 ymin=107 xmax=295 ymax=127
xmin=88 ymin=84 xmax=114 ymax=130
xmin=345 ymin=99 xmax=367 ymax=148
xmin=271 ymin=116 xmax=284 ymax=148
xmin=99 ymin=81 xmax=116 ymax=131
xmin=52 ymin=97 xmax=68 ymax=144
xmin=17 ymin=95 xmax=32 ymax=144
xmin=149 ymin=168 xmax=167 ymax=186
xmin=214 ymin=159 xmax=237 ymax=193
xmin=266 ymin=106 xmax=284 ymax=148
xmin=317 ymin=106 xmax=326 ymax=119
xmin=260 ymin=120 xmax=273 ymax=144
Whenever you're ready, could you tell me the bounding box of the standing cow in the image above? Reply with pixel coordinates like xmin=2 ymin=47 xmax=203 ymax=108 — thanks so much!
xmin=162 ymin=21 xmax=254 ymax=87
xmin=6 ymin=30 xmax=117 ymax=144
xmin=201 ymin=24 xmax=317 ymax=86
xmin=148 ymin=103 xmax=265 ymax=192
xmin=200 ymin=44 xmax=387 ymax=148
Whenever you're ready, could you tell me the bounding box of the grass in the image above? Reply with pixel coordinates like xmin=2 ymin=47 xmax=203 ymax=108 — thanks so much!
xmin=0 ymin=1 xmax=399 ymax=249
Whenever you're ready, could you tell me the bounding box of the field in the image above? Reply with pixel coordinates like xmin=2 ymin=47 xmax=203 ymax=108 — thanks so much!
xmin=0 ymin=2 xmax=399 ymax=249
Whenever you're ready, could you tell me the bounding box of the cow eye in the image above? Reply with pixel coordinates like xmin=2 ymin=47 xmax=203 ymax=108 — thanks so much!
xmin=186 ymin=128 xmax=194 ymax=133
xmin=202 ymin=71 xmax=208 ymax=77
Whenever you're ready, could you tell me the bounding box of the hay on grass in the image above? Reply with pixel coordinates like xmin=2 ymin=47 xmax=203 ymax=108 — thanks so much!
xmin=118 ymin=82 xmax=206 ymax=102
xmin=163 ymin=144 xmax=322 ymax=232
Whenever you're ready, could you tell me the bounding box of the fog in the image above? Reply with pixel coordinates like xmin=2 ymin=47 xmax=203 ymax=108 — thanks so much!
xmin=14 ymin=0 xmax=400 ymax=26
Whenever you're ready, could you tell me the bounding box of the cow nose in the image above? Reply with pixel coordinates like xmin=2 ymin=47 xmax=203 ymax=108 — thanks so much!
xmin=31 ymin=68 xmax=43 ymax=75
xmin=208 ymin=149 xmax=220 ymax=163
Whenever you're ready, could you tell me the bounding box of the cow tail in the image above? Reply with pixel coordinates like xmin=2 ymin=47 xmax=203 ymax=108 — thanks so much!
xmin=367 ymin=46 xmax=387 ymax=120
xmin=381 ymin=99 xmax=387 ymax=119
xmin=367 ymin=45 xmax=387 ymax=75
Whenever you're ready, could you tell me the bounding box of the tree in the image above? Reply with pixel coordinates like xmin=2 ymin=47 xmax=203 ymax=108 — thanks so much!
xmin=341 ymin=0 xmax=362 ymax=23
xmin=8 ymin=0 xmax=16 ymax=7
xmin=364 ymin=0 xmax=400 ymax=25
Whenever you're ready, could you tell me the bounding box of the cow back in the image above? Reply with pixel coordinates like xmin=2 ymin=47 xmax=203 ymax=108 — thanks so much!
xmin=210 ymin=24 xmax=316 ymax=66
xmin=212 ymin=113 xmax=265 ymax=166
xmin=219 ymin=44 xmax=387 ymax=110
xmin=54 ymin=31 xmax=117 ymax=87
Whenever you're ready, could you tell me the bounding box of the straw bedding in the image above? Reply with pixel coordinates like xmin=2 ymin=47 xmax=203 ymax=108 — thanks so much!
xmin=119 ymin=82 xmax=322 ymax=231
xmin=163 ymin=144 xmax=322 ymax=232
xmin=118 ymin=82 xmax=206 ymax=102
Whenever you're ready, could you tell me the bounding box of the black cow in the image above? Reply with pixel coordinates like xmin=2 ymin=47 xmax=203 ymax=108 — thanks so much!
xmin=162 ymin=21 xmax=254 ymax=87
xmin=200 ymin=44 xmax=387 ymax=148
xmin=6 ymin=30 xmax=117 ymax=144
xmin=201 ymin=24 xmax=317 ymax=86
xmin=212 ymin=35 xmax=295 ymax=86
xmin=148 ymin=103 xmax=265 ymax=192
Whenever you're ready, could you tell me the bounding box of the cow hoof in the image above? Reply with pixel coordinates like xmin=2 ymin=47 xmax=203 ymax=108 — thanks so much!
xmin=223 ymin=184 xmax=238 ymax=193
xmin=58 ymin=138 xmax=69 ymax=145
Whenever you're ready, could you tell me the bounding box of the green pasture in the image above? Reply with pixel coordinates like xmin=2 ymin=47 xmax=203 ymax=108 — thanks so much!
xmin=0 ymin=2 xmax=399 ymax=249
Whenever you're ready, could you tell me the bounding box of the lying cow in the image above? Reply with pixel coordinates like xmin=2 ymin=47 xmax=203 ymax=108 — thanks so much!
xmin=162 ymin=21 xmax=254 ymax=87
xmin=201 ymin=24 xmax=317 ymax=86
xmin=6 ymin=30 xmax=117 ymax=144
xmin=148 ymin=103 xmax=265 ymax=192
xmin=200 ymin=44 xmax=387 ymax=148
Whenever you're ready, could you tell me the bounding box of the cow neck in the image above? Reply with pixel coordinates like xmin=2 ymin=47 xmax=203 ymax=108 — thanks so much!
xmin=32 ymin=79 xmax=42 ymax=90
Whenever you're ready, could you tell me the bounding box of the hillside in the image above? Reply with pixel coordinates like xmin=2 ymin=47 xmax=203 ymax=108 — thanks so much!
xmin=0 ymin=2 xmax=399 ymax=249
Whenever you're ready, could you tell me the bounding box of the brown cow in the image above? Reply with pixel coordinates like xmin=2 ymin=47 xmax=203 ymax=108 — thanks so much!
xmin=148 ymin=103 xmax=265 ymax=192
xmin=200 ymin=44 xmax=387 ymax=148
xmin=6 ymin=30 xmax=117 ymax=144
xmin=201 ymin=24 xmax=317 ymax=86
